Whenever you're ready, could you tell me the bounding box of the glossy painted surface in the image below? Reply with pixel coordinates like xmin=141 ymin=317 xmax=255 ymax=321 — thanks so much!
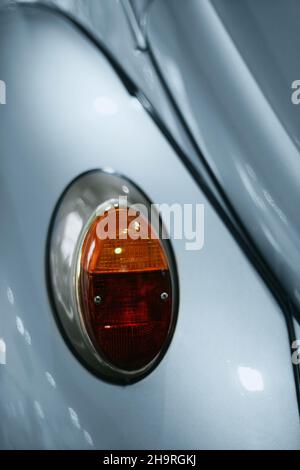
xmin=0 ymin=3 xmax=299 ymax=449
xmin=147 ymin=0 xmax=300 ymax=315
xmin=18 ymin=0 xmax=201 ymax=168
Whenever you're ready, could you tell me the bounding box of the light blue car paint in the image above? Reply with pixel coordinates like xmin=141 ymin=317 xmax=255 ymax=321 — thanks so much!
xmin=0 ymin=1 xmax=299 ymax=449
xmin=147 ymin=0 xmax=300 ymax=316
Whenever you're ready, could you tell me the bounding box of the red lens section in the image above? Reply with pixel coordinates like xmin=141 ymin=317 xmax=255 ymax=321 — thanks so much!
xmin=79 ymin=207 xmax=173 ymax=371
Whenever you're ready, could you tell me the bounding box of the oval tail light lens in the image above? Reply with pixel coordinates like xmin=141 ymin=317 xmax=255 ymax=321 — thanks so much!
xmin=49 ymin=171 xmax=178 ymax=383
xmin=80 ymin=207 xmax=172 ymax=372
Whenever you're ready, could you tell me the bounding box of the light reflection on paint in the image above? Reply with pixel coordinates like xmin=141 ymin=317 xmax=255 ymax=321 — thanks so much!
xmin=45 ymin=371 xmax=56 ymax=388
xmin=93 ymin=96 xmax=118 ymax=116
xmin=83 ymin=429 xmax=94 ymax=447
xmin=238 ymin=366 xmax=264 ymax=392
xmin=16 ymin=316 xmax=24 ymax=336
xmin=7 ymin=287 xmax=14 ymax=305
xmin=130 ymin=96 xmax=143 ymax=111
xmin=68 ymin=407 xmax=81 ymax=429
xmin=34 ymin=400 xmax=45 ymax=419
xmin=0 ymin=339 xmax=6 ymax=365
xmin=24 ymin=330 xmax=32 ymax=346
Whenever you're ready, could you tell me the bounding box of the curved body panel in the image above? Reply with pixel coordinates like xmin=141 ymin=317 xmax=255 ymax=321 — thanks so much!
xmin=0 ymin=4 xmax=299 ymax=449
xmin=147 ymin=0 xmax=300 ymax=313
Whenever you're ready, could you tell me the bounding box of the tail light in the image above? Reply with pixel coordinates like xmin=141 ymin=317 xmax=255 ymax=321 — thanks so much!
xmin=48 ymin=170 xmax=178 ymax=383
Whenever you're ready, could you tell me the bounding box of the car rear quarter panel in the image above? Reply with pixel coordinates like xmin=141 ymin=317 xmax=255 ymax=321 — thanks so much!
xmin=0 ymin=4 xmax=299 ymax=449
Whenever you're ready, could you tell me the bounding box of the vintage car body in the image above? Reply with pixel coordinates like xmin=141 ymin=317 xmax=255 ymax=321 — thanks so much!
xmin=0 ymin=0 xmax=299 ymax=449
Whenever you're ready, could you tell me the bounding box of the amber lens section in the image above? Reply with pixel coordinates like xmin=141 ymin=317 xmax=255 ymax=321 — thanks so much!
xmin=79 ymin=207 xmax=172 ymax=371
